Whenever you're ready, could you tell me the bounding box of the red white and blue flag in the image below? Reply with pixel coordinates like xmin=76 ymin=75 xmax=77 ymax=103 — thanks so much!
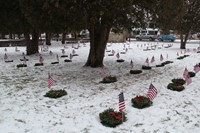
xmin=130 ymin=60 xmax=134 ymax=69
xmin=4 ymin=53 xmax=8 ymax=60
xmin=116 ymin=53 xmax=120 ymax=59
xmin=194 ymin=65 xmax=200 ymax=73
xmin=150 ymin=56 xmax=155 ymax=63
xmin=160 ymin=54 xmax=164 ymax=61
xmin=39 ymin=55 xmax=44 ymax=64
xmin=48 ymin=73 xmax=56 ymax=89
xmin=146 ymin=83 xmax=158 ymax=101
xmin=119 ymin=92 xmax=125 ymax=112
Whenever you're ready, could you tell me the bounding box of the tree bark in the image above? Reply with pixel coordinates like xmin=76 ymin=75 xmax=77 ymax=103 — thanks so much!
xmin=180 ymin=32 xmax=189 ymax=49
xmin=45 ymin=32 xmax=51 ymax=45
xmin=85 ymin=24 xmax=111 ymax=67
xmin=61 ymin=32 xmax=66 ymax=44
xmin=27 ymin=29 xmax=39 ymax=55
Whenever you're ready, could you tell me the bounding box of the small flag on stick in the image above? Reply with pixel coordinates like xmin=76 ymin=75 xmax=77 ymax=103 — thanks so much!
xmin=150 ymin=56 xmax=155 ymax=63
xmin=56 ymin=54 xmax=59 ymax=62
xmin=146 ymin=83 xmax=158 ymax=101
xmin=116 ymin=53 xmax=120 ymax=59
xmin=39 ymin=55 xmax=44 ymax=64
xmin=48 ymin=73 xmax=56 ymax=89
xmin=160 ymin=54 xmax=164 ymax=61
xmin=119 ymin=92 xmax=125 ymax=112
xmin=194 ymin=65 xmax=200 ymax=73
xmin=130 ymin=60 xmax=134 ymax=69
xmin=4 ymin=53 xmax=8 ymax=61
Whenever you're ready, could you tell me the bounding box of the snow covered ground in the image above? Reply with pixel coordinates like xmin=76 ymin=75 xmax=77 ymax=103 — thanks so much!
xmin=0 ymin=40 xmax=200 ymax=133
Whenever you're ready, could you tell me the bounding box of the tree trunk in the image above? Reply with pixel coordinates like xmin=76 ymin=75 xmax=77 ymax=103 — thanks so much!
xmin=85 ymin=24 xmax=111 ymax=67
xmin=27 ymin=29 xmax=39 ymax=55
xmin=46 ymin=32 xmax=51 ymax=45
xmin=61 ymin=32 xmax=66 ymax=44
xmin=180 ymin=32 xmax=189 ymax=49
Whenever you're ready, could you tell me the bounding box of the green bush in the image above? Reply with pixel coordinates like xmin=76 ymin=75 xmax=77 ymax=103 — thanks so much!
xmin=99 ymin=108 xmax=126 ymax=127
xmin=17 ymin=64 xmax=27 ymax=68
xmin=131 ymin=96 xmax=152 ymax=109
xmin=167 ymin=83 xmax=185 ymax=92
xmin=130 ymin=70 xmax=142 ymax=74
xmin=171 ymin=78 xmax=185 ymax=85
xmin=44 ymin=89 xmax=67 ymax=98
xmin=188 ymin=71 xmax=195 ymax=77
xmin=100 ymin=76 xmax=117 ymax=83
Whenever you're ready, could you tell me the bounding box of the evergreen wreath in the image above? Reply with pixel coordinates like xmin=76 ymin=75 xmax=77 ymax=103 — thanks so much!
xmin=131 ymin=95 xmax=152 ymax=109
xmin=167 ymin=83 xmax=185 ymax=91
xmin=17 ymin=64 xmax=27 ymax=68
xmin=171 ymin=78 xmax=186 ymax=85
xmin=34 ymin=63 xmax=44 ymax=66
xmin=130 ymin=70 xmax=142 ymax=74
xmin=44 ymin=89 xmax=67 ymax=98
xmin=161 ymin=61 xmax=173 ymax=66
xmin=142 ymin=65 xmax=151 ymax=70
xmin=99 ymin=108 xmax=126 ymax=127
xmin=188 ymin=71 xmax=195 ymax=77
xmin=100 ymin=76 xmax=117 ymax=83
xmin=116 ymin=59 xmax=125 ymax=62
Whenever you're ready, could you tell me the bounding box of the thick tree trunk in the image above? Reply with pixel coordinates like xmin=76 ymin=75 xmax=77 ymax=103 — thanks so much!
xmin=180 ymin=32 xmax=189 ymax=49
xmin=27 ymin=29 xmax=39 ymax=55
xmin=61 ymin=32 xmax=66 ymax=44
xmin=85 ymin=24 xmax=111 ymax=67
xmin=45 ymin=32 xmax=51 ymax=45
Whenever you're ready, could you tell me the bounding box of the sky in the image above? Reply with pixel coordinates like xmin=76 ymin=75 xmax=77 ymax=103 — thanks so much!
xmin=0 ymin=39 xmax=200 ymax=133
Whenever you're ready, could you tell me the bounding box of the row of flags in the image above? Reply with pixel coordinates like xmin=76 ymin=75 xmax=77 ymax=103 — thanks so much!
xmin=145 ymin=54 xmax=164 ymax=65
xmin=183 ymin=65 xmax=200 ymax=85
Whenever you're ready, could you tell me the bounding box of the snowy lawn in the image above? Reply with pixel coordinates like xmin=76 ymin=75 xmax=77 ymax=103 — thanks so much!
xmin=0 ymin=40 xmax=200 ymax=133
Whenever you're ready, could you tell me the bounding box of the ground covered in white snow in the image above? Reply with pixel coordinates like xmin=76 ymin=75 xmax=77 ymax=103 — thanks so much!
xmin=0 ymin=40 xmax=200 ymax=133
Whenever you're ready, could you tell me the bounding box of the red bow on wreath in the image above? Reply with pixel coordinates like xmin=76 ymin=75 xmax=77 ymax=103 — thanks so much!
xmin=109 ymin=112 xmax=122 ymax=120
xmin=136 ymin=95 xmax=143 ymax=101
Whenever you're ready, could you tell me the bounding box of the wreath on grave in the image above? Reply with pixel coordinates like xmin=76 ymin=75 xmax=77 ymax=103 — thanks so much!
xmin=167 ymin=83 xmax=185 ymax=91
xmin=64 ymin=59 xmax=72 ymax=62
xmin=116 ymin=59 xmax=125 ymax=62
xmin=60 ymin=55 xmax=68 ymax=58
xmin=156 ymin=64 xmax=165 ymax=67
xmin=100 ymin=76 xmax=117 ymax=83
xmin=44 ymin=89 xmax=67 ymax=98
xmin=34 ymin=63 xmax=44 ymax=66
xmin=130 ymin=70 xmax=142 ymax=74
xmin=171 ymin=78 xmax=186 ymax=85
xmin=161 ymin=61 xmax=173 ymax=66
xmin=17 ymin=64 xmax=27 ymax=68
xmin=142 ymin=65 xmax=152 ymax=70
xmin=131 ymin=95 xmax=152 ymax=109
xmin=51 ymin=62 xmax=59 ymax=64
xmin=188 ymin=71 xmax=195 ymax=77
xmin=5 ymin=60 xmax=13 ymax=63
xmin=99 ymin=108 xmax=126 ymax=127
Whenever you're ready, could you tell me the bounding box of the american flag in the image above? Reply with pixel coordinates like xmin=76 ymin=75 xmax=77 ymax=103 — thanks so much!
xmin=49 ymin=51 xmax=53 ymax=56
xmin=119 ymin=92 xmax=125 ymax=112
xmin=100 ymin=68 xmax=106 ymax=77
xmin=145 ymin=58 xmax=149 ymax=64
xmin=56 ymin=54 xmax=59 ymax=62
xmin=48 ymin=73 xmax=56 ymax=89
xmin=62 ymin=49 xmax=65 ymax=54
xmin=146 ymin=83 xmax=158 ymax=101
xmin=177 ymin=52 xmax=179 ymax=56
xmin=4 ymin=48 xmax=7 ymax=52
xmin=112 ymin=50 xmax=115 ymax=54
xmin=39 ymin=55 xmax=44 ymax=63
xmin=4 ymin=53 xmax=8 ymax=60
xmin=23 ymin=55 xmax=27 ymax=64
xmin=72 ymin=49 xmax=76 ymax=55
xmin=130 ymin=60 xmax=134 ymax=69
xmin=150 ymin=56 xmax=155 ymax=63
xmin=185 ymin=75 xmax=192 ymax=85
xmin=194 ymin=65 xmax=200 ymax=73
xmin=69 ymin=53 xmax=73 ymax=60
xmin=183 ymin=68 xmax=188 ymax=79
xmin=116 ymin=53 xmax=120 ymax=59
xmin=160 ymin=54 xmax=164 ymax=61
